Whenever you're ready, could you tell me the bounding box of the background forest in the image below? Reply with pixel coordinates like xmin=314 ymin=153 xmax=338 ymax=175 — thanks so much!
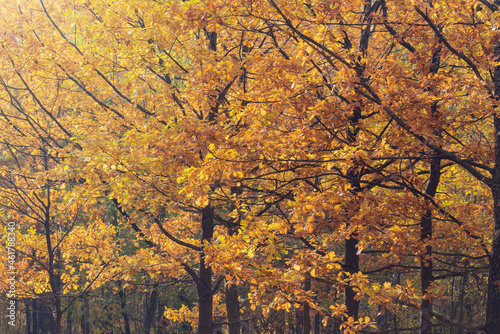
xmin=0 ymin=0 xmax=498 ymax=333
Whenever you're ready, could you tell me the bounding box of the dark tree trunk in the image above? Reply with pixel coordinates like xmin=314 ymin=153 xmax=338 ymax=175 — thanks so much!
xmin=295 ymin=308 xmax=303 ymax=334
xmin=198 ymin=205 xmax=214 ymax=334
xmin=32 ymin=299 xmax=38 ymax=334
xmin=313 ymin=313 xmax=320 ymax=334
xmin=41 ymin=151 xmax=63 ymax=334
xmin=485 ymin=35 xmax=500 ymax=334
xmin=486 ymin=183 xmax=500 ymax=333
xmin=53 ymin=271 xmax=63 ymax=334
xmin=344 ymin=235 xmax=360 ymax=321
xmin=420 ymin=44 xmax=441 ymax=334
xmin=225 ymin=283 xmax=241 ymax=334
xmin=198 ymin=256 xmax=213 ymax=334
xmin=420 ymin=209 xmax=434 ymax=334
xmin=302 ymin=273 xmax=311 ymax=334
xmin=118 ymin=280 xmax=132 ymax=334
xmin=225 ymin=221 xmax=241 ymax=334
xmin=144 ymin=283 xmax=159 ymax=334
xmin=38 ymin=296 xmax=55 ymax=334
xmin=66 ymin=306 xmax=73 ymax=334
xmin=196 ymin=25 xmax=218 ymax=334
xmin=455 ymin=268 xmax=468 ymax=334
xmin=420 ymin=156 xmax=441 ymax=334
xmin=81 ymin=292 xmax=90 ymax=334
xmin=332 ymin=319 xmax=340 ymax=334
xmin=25 ymin=300 xmax=31 ymax=334
xmin=344 ymin=106 xmax=361 ymax=323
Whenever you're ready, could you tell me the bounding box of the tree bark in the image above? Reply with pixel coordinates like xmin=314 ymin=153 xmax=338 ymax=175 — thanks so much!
xmin=66 ymin=306 xmax=73 ymax=334
xmin=455 ymin=267 xmax=468 ymax=334
xmin=313 ymin=313 xmax=320 ymax=334
xmin=118 ymin=280 xmax=132 ymax=334
xmin=32 ymin=299 xmax=38 ymax=334
xmin=144 ymin=282 xmax=159 ymax=334
xmin=420 ymin=210 xmax=434 ymax=334
xmin=344 ymin=105 xmax=362 ymax=323
xmin=485 ymin=34 xmax=500 ymax=334
xmin=420 ymin=156 xmax=441 ymax=334
xmin=25 ymin=300 xmax=32 ymax=334
xmin=81 ymin=292 xmax=90 ymax=334
xmin=53 ymin=249 xmax=63 ymax=334
xmin=295 ymin=308 xmax=303 ymax=334
xmin=419 ymin=42 xmax=441 ymax=334
xmin=344 ymin=234 xmax=360 ymax=321
xmin=302 ymin=273 xmax=311 ymax=334
xmin=225 ymin=283 xmax=241 ymax=334
xmin=485 ymin=183 xmax=500 ymax=333
xmin=198 ymin=205 xmax=214 ymax=334
xmin=41 ymin=150 xmax=63 ymax=334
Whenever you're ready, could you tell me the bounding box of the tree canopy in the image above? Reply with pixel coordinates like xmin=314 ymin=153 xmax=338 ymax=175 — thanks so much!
xmin=0 ymin=0 xmax=499 ymax=333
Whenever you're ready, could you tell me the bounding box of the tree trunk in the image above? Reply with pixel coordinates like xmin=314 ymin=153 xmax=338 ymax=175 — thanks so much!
xmin=486 ymin=183 xmax=500 ymax=333
xmin=25 ymin=300 xmax=31 ymax=334
xmin=486 ymin=39 xmax=500 ymax=332
xmin=66 ymin=306 xmax=73 ymax=334
xmin=198 ymin=205 xmax=214 ymax=334
xmin=295 ymin=308 xmax=303 ymax=334
xmin=144 ymin=282 xmax=159 ymax=334
xmin=303 ymin=273 xmax=311 ymax=334
xmin=313 ymin=313 xmax=320 ymax=334
xmin=54 ymin=289 xmax=62 ymax=334
xmin=118 ymin=280 xmax=132 ymax=334
xmin=344 ymin=235 xmax=360 ymax=321
xmin=81 ymin=292 xmax=90 ymax=334
xmin=32 ymin=299 xmax=38 ymax=334
xmin=420 ymin=156 xmax=441 ymax=334
xmin=344 ymin=110 xmax=361 ymax=323
xmin=38 ymin=296 xmax=56 ymax=334
xmin=420 ymin=43 xmax=441 ymax=334
xmin=455 ymin=268 xmax=468 ymax=334
xmin=420 ymin=209 xmax=434 ymax=334
xmin=225 ymin=283 xmax=240 ymax=334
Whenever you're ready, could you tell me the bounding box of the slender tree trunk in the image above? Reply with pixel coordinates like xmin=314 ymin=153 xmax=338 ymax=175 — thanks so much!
xmin=25 ymin=300 xmax=32 ymax=334
xmin=420 ymin=156 xmax=441 ymax=334
xmin=344 ymin=234 xmax=360 ymax=321
xmin=376 ymin=304 xmax=389 ymax=330
xmin=81 ymin=292 xmax=90 ymax=334
xmin=313 ymin=313 xmax=320 ymax=334
xmin=455 ymin=268 xmax=468 ymax=334
xmin=295 ymin=308 xmax=303 ymax=334
xmin=485 ymin=38 xmax=500 ymax=333
xmin=332 ymin=319 xmax=340 ymax=334
xmin=302 ymin=273 xmax=311 ymax=334
xmin=53 ymin=251 xmax=63 ymax=334
xmin=198 ymin=252 xmax=213 ymax=334
xmin=66 ymin=306 xmax=73 ymax=334
xmin=144 ymin=282 xmax=159 ymax=334
xmin=420 ymin=210 xmax=434 ymax=334
xmin=226 ymin=283 xmax=241 ymax=334
xmin=41 ymin=150 xmax=63 ymax=334
xmin=450 ymin=275 xmax=455 ymax=333
xmin=198 ymin=205 xmax=214 ymax=334
xmin=420 ymin=43 xmax=441 ymax=334
xmin=45 ymin=216 xmax=62 ymax=334
xmin=32 ymin=299 xmax=38 ymax=334
xmin=196 ymin=23 xmax=217 ymax=334
xmin=225 ymin=222 xmax=241 ymax=334
xmin=118 ymin=280 xmax=132 ymax=334
xmin=344 ymin=105 xmax=361 ymax=323
xmin=486 ymin=184 xmax=500 ymax=333
xmin=39 ymin=296 xmax=56 ymax=333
